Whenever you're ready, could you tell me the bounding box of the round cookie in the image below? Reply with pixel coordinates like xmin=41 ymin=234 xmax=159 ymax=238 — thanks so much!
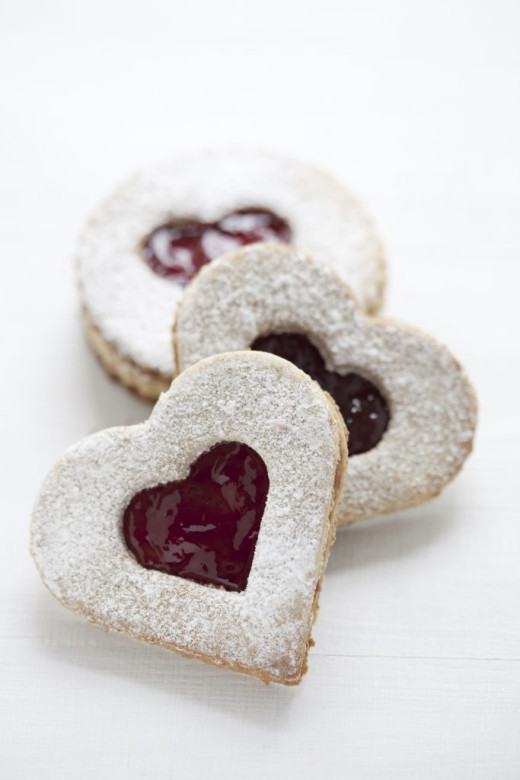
xmin=174 ymin=243 xmax=477 ymax=525
xmin=31 ymin=351 xmax=348 ymax=685
xmin=76 ymin=150 xmax=385 ymax=399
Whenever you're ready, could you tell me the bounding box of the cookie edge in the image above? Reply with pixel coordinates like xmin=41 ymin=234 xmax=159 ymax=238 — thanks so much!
xmin=82 ymin=306 xmax=171 ymax=401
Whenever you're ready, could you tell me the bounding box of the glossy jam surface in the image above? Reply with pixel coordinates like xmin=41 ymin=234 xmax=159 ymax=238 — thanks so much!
xmin=123 ymin=442 xmax=269 ymax=592
xmin=252 ymin=333 xmax=389 ymax=456
xmin=142 ymin=209 xmax=291 ymax=285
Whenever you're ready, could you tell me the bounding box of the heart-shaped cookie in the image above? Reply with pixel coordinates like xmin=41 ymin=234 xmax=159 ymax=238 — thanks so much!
xmin=76 ymin=150 xmax=384 ymax=399
xmin=31 ymin=352 xmax=347 ymax=684
xmin=174 ymin=244 xmax=477 ymax=525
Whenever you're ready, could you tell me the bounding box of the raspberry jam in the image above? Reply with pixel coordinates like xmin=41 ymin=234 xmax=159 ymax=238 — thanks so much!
xmin=123 ymin=442 xmax=269 ymax=592
xmin=142 ymin=209 xmax=291 ymax=285
xmin=251 ymin=333 xmax=389 ymax=455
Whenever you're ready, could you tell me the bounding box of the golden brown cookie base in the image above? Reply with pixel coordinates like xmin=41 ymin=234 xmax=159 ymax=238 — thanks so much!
xmin=82 ymin=307 xmax=171 ymax=401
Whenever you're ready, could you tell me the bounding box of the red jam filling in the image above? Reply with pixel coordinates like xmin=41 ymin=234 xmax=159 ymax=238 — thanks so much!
xmin=142 ymin=209 xmax=291 ymax=285
xmin=123 ymin=442 xmax=269 ymax=592
xmin=251 ymin=333 xmax=389 ymax=456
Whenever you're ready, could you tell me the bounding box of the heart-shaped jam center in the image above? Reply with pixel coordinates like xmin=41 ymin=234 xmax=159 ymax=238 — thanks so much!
xmin=252 ymin=333 xmax=389 ymax=456
xmin=142 ymin=209 xmax=291 ymax=285
xmin=123 ymin=442 xmax=269 ymax=592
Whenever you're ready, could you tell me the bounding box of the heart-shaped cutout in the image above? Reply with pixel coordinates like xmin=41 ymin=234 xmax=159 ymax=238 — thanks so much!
xmin=174 ymin=244 xmax=477 ymax=525
xmin=251 ymin=333 xmax=389 ymax=456
xmin=142 ymin=209 xmax=291 ymax=284
xmin=31 ymin=352 xmax=347 ymax=684
xmin=123 ymin=441 xmax=269 ymax=592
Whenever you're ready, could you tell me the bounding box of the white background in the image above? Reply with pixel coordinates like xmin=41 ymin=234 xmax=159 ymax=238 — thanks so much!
xmin=1 ymin=0 xmax=519 ymax=777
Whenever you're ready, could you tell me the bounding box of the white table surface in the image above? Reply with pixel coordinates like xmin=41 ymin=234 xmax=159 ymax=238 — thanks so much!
xmin=2 ymin=0 xmax=519 ymax=777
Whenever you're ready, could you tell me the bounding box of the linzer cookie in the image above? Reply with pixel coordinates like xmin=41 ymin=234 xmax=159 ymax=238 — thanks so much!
xmin=76 ymin=150 xmax=385 ymax=399
xmin=31 ymin=352 xmax=347 ymax=685
xmin=174 ymin=243 xmax=477 ymax=525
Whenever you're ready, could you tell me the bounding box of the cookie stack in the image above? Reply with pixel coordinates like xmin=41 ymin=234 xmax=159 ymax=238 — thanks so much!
xmin=31 ymin=151 xmax=477 ymax=685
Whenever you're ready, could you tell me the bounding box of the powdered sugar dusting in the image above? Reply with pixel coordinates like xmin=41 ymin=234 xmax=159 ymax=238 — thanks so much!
xmin=31 ymin=352 xmax=345 ymax=684
xmin=76 ymin=150 xmax=384 ymax=378
xmin=175 ymin=244 xmax=477 ymax=524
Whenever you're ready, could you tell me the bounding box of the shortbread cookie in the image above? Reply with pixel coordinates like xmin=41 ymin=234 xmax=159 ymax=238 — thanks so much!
xmin=76 ymin=150 xmax=385 ymax=399
xmin=31 ymin=352 xmax=347 ymax=685
xmin=174 ymin=244 xmax=477 ymax=525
